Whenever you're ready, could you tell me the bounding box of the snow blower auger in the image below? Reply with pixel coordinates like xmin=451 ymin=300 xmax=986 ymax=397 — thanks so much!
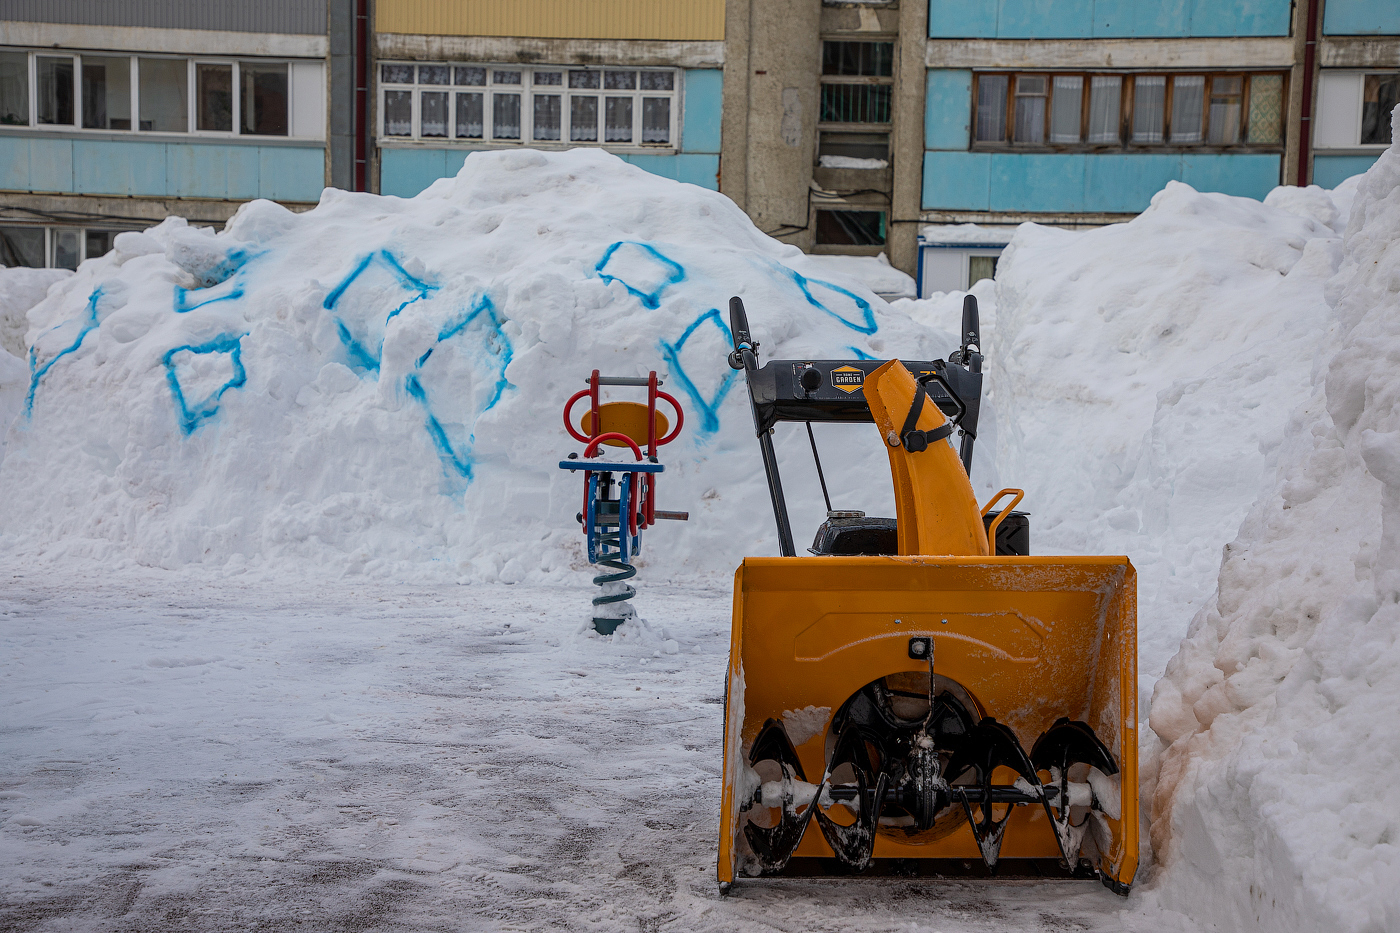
xmin=716 ymin=296 xmax=1138 ymax=896
xmin=560 ymin=370 xmax=688 ymax=634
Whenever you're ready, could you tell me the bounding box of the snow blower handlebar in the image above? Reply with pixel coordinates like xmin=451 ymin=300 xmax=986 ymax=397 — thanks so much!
xmin=726 ymin=295 xmax=984 ymax=555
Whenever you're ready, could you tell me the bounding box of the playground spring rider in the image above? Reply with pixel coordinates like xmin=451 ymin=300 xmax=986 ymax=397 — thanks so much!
xmin=561 ymin=371 xmax=688 ymax=634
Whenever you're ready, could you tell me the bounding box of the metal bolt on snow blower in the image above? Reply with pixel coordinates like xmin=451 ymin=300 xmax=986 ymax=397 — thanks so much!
xmin=560 ymin=370 xmax=688 ymax=634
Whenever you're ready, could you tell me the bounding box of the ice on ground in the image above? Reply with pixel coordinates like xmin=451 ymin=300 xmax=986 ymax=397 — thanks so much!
xmin=1147 ymin=121 xmax=1400 ymax=932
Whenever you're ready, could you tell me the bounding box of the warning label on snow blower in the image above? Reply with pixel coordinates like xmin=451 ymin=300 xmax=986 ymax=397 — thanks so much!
xmin=831 ymin=366 xmax=865 ymax=394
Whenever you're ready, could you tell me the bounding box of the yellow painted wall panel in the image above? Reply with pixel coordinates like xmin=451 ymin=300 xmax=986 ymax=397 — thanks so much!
xmin=377 ymin=0 xmax=724 ymax=41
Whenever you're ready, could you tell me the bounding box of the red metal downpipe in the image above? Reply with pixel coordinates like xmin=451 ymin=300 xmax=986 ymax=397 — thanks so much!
xmin=1296 ymin=0 xmax=1321 ymax=187
xmin=354 ymin=0 xmax=369 ymax=192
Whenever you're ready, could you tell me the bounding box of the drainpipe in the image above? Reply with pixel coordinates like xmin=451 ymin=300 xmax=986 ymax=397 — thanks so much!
xmin=1296 ymin=0 xmax=1321 ymax=187
xmin=354 ymin=0 xmax=370 ymax=192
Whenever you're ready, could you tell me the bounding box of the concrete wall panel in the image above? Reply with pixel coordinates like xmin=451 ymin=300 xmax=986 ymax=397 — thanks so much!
xmin=1092 ymin=0 xmax=1189 ymax=37
xmin=1312 ymin=153 xmax=1380 ymax=187
xmin=0 ymin=137 xmax=323 ymax=202
xmin=1180 ymin=153 xmax=1280 ymax=199
xmin=997 ymin=0 xmax=1094 ymax=39
xmin=27 ymin=138 xmax=75 ymax=194
xmin=1323 ymin=0 xmax=1400 ymax=35
xmin=3 ymin=0 xmax=325 ymax=35
xmin=0 ymin=136 xmax=33 ymax=191
xmin=988 ymin=152 xmax=1086 ymax=210
xmin=929 ymin=0 xmax=1292 ymax=38
xmin=928 ymin=0 xmax=998 ymax=39
xmin=377 ymin=0 xmax=723 ymax=41
xmin=923 ymin=150 xmax=1282 ymax=212
xmin=923 ymin=151 xmax=991 ymax=210
xmin=925 ymin=70 xmax=973 ymax=150
xmin=682 ymin=69 xmax=723 ymax=153
xmin=1080 ymin=153 xmax=1181 ymax=211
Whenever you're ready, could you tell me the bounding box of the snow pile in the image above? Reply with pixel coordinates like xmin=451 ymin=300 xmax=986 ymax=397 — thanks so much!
xmin=983 ymin=179 xmax=1351 ymax=680
xmin=0 ymin=148 xmax=954 ymax=579
xmin=0 ymin=267 xmax=71 ymax=463
xmin=803 ymin=251 xmax=915 ymax=298
xmin=0 ymin=266 xmax=69 ymax=358
xmin=1147 ymin=126 xmax=1400 ymax=930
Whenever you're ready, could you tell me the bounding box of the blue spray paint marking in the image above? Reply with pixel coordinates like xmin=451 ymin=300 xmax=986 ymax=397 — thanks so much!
xmin=405 ymin=293 xmax=513 ymax=484
xmin=25 ymin=287 xmax=102 ymax=417
xmin=323 ymin=250 xmax=438 ymax=372
xmin=174 ymin=283 xmax=245 ymax=313
xmin=846 ymin=346 xmax=877 ymax=360
xmin=161 ymin=334 xmax=248 ymax=435
xmin=659 ymin=308 xmax=739 ymax=435
xmin=596 ymin=241 xmax=685 ymax=310
xmin=774 ymin=263 xmax=879 ymax=334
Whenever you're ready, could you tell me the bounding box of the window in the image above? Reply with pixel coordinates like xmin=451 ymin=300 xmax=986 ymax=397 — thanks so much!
xmin=820 ymin=42 xmax=893 ymax=125
xmin=973 ymin=71 xmax=1285 ymax=149
xmin=815 ymin=210 xmax=885 ymax=247
xmin=0 ymin=50 xmax=26 ymax=125
xmin=37 ymin=56 xmax=74 ymax=125
xmin=82 ymin=56 xmax=131 ymax=129
xmin=1362 ymin=73 xmax=1400 ymax=145
xmin=377 ymin=61 xmax=678 ymax=147
xmin=139 ymin=58 xmax=187 ymax=132
xmin=240 ymin=63 xmax=288 ymax=136
xmin=0 ymin=48 xmax=321 ymax=138
xmin=0 ymin=225 xmax=140 ymax=269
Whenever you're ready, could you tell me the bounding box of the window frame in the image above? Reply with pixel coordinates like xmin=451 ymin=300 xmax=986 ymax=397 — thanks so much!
xmin=817 ymin=39 xmax=896 ymax=132
xmin=0 ymin=47 xmax=320 ymax=140
xmin=375 ymin=61 xmax=682 ymax=152
xmin=970 ymin=70 xmax=1288 ymax=152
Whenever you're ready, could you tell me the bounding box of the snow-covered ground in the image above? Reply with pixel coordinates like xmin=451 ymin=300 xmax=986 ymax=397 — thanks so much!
xmin=3 ymin=119 xmax=1399 ymax=931
xmin=0 ymin=570 xmax=1198 ymax=933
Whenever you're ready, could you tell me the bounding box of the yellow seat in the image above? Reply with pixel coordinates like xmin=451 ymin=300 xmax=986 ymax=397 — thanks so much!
xmin=581 ymin=401 xmax=670 ymax=448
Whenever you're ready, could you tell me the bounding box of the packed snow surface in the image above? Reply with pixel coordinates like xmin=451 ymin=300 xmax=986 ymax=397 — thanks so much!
xmin=2 ymin=136 xmax=1398 ymax=932
xmin=802 ymin=251 xmax=915 ymax=298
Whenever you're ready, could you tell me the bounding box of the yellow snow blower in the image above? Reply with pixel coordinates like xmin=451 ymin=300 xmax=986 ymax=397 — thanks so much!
xmin=717 ymin=296 xmax=1137 ymax=895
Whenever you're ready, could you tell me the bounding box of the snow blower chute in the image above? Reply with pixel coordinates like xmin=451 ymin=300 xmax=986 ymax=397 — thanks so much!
xmin=717 ymin=296 xmax=1137 ymax=895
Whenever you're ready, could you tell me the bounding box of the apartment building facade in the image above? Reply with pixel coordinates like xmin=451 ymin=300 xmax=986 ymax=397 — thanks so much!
xmin=1 ymin=0 xmax=1397 ymax=292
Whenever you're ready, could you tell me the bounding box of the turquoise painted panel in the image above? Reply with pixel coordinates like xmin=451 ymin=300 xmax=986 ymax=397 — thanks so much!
xmin=167 ymin=143 xmax=228 ymax=199
xmin=988 ymin=153 xmax=1086 ymax=211
xmin=443 ymin=149 xmax=470 ymax=179
xmin=227 ymin=146 xmax=261 ymax=200
xmin=1081 ymin=153 xmax=1182 ymax=212
xmin=682 ymin=69 xmax=723 ymax=154
xmin=621 ymin=153 xmax=720 ymax=189
xmin=25 ymin=137 xmax=74 ymax=193
xmin=926 ymin=70 xmax=973 ymax=150
xmin=930 ymin=0 xmax=1289 ymax=37
xmin=1180 ymin=153 xmax=1279 ymax=200
xmin=923 ymin=151 xmax=991 ymax=210
xmin=258 ymin=147 xmax=323 ymax=202
xmin=73 ymin=139 xmax=164 ymax=196
xmin=380 ymin=148 xmax=450 ymax=198
xmin=1323 ymin=0 xmax=1400 ymax=34
xmin=0 ymin=136 xmax=34 ymax=190
xmin=1189 ymin=0 xmax=1290 ymax=36
xmin=1093 ymin=0 xmax=1189 ymax=36
xmin=1313 ymin=154 xmax=1380 ymax=188
xmin=928 ymin=0 xmax=998 ymax=37
xmin=997 ymin=0 xmax=1093 ymax=38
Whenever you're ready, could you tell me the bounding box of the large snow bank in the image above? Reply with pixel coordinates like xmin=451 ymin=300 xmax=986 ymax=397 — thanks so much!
xmin=803 ymin=252 xmax=916 ymax=298
xmin=1148 ymin=128 xmax=1400 ymax=928
xmin=893 ymin=180 xmax=1353 ymax=687
xmin=0 ymin=149 xmax=954 ymax=578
